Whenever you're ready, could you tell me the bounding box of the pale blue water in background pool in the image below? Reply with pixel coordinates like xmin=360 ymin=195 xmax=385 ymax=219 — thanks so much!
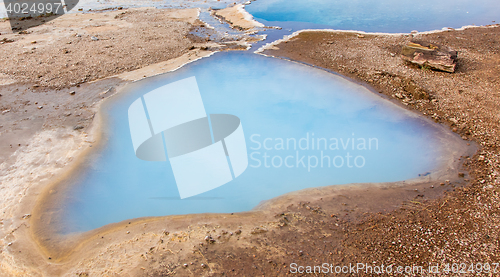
xmin=246 ymin=0 xmax=500 ymax=33
xmin=58 ymin=52 xmax=445 ymax=233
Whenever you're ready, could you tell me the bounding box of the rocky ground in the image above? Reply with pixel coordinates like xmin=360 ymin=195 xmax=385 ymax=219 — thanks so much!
xmin=0 ymin=8 xmax=200 ymax=88
xmin=1 ymin=7 xmax=499 ymax=277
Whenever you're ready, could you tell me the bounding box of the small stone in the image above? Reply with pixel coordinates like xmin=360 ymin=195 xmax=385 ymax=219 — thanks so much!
xmin=357 ymin=34 xmax=365 ymax=38
xmin=183 ymin=264 xmax=188 ymax=267
xmin=235 ymin=230 xmax=241 ymax=235
xmin=126 ymin=231 xmax=130 ymax=234
xmin=401 ymin=41 xmax=457 ymax=73
xmin=100 ymin=88 xmax=112 ymax=95
xmin=31 ymin=40 xmax=36 ymax=44
xmin=73 ymin=125 xmax=84 ymax=130
xmin=38 ymin=106 xmax=43 ymax=109
xmin=201 ymin=263 xmax=207 ymax=268
xmin=458 ymin=172 xmax=465 ymax=178
xmin=91 ymin=36 xmax=99 ymax=41
xmin=7 ymin=242 xmax=12 ymax=246
xmin=204 ymin=235 xmax=215 ymax=243
xmin=250 ymin=227 xmax=268 ymax=234
xmin=2 ymin=109 xmax=10 ymax=114
xmin=69 ymin=91 xmax=76 ymax=95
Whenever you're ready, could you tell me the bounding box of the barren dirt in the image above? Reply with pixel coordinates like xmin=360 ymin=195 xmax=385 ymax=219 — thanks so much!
xmin=0 ymin=8 xmax=202 ymax=88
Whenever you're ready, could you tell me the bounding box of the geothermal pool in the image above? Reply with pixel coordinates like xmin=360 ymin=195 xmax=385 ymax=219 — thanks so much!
xmin=246 ymin=0 xmax=500 ymax=32
xmin=57 ymin=52 xmax=445 ymax=233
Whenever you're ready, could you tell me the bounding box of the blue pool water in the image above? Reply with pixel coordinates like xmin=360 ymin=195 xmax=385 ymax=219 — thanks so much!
xmin=246 ymin=0 xmax=500 ymax=33
xmin=58 ymin=52 xmax=444 ymax=233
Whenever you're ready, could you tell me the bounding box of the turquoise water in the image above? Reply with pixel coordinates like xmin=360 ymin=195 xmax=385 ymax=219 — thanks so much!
xmin=246 ymin=0 xmax=500 ymax=32
xmin=59 ymin=52 xmax=444 ymax=233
